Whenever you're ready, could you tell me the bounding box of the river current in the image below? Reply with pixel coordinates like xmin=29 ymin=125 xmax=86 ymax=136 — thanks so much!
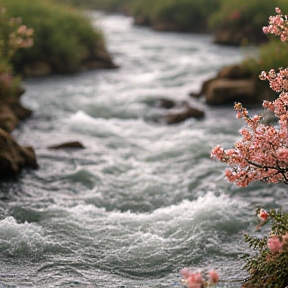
xmin=1 ymin=12 xmax=287 ymax=288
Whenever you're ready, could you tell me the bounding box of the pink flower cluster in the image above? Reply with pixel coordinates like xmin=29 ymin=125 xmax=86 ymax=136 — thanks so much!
xmin=211 ymin=101 xmax=288 ymax=187
xmin=263 ymin=7 xmax=288 ymax=42
xmin=0 ymin=7 xmax=34 ymax=59
xmin=257 ymin=208 xmax=269 ymax=223
xmin=267 ymin=236 xmax=283 ymax=253
xmin=259 ymin=68 xmax=288 ymax=93
xmin=180 ymin=268 xmax=219 ymax=288
xmin=267 ymin=234 xmax=288 ymax=253
xmin=212 ymin=6 xmax=288 ymax=187
xmin=8 ymin=24 xmax=34 ymax=55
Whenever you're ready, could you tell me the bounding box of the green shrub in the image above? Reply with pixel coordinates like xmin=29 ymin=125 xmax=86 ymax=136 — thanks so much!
xmin=209 ymin=0 xmax=287 ymax=30
xmin=243 ymin=209 xmax=288 ymax=288
xmin=130 ymin=0 xmax=222 ymax=32
xmin=52 ymin=0 xmax=134 ymax=12
xmin=1 ymin=0 xmax=104 ymax=73
xmin=0 ymin=59 xmax=22 ymax=98
xmin=242 ymin=40 xmax=288 ymax=75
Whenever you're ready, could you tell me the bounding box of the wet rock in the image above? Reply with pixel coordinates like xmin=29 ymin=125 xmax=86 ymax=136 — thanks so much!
xmin=190 ymin=64 xmax=276 ymax=105
xmin=205 ymin=78 xmax=256 ymax=105
xmin=156 ymin=98 xmax=176 ymax=109
xmin=164 ymin=103 xmax=205 ymax=124
xmin=190 ymin=78 xmax=215 ymax=99
xmin=216 ymin=64 xmax=252 ymax=79
xmin=0 ymin=103 xmax=19 ymax=133
xmin=48 ymin=141 xmax=85 ymax=150
xmin=6 ymin=98 xmax=33 ymax=120
xmin=0 ymin=127 xmax=38 ymax=177
xmin=0 ymin=91 xmax=33 ymax=133
xmin=0 ymin=81 xmax=37 ymax=178
xmin=81 ymin=43 xmax=118 ymax=71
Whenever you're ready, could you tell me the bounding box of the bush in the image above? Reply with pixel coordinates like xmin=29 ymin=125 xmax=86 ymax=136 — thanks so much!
xmin=243 ymin=40 xmax=288 ymax=76
xmin=209 ymin=0 xmax=287 ymax=30
xmin=52 ymin=0 xmax=134 ymax=12
xmin=130 ymin=0 xmax=222 ymax=32
xmin=243 ymin=209 xmax=288 ymax=288
xmin=1 ymin=0 xmax=104 ymax=73
xmin=211 ymin=5 xmax=288 ymax=287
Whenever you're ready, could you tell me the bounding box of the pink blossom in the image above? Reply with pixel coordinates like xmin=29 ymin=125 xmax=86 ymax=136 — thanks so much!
xmin=180 ymin=268 xmax=191 ymax=279
xmin=257 ymin=209 xmax=269 ymax=223
xmin=276 ymin=147 xmax=288 ymax=161
xmin=262 ymin=26 xmax=269 ymax=34
xmin=267 ymin=236 xmax=282 ymax=253
xmin=186 ymin=272 xmax=203 ymax=288
xmin=208 ymin=270 xmax=219 ymax=284
xmin=275 ymin=7 xmax=282 ymax=14
xmin=211 ymin=99 xmax=288 ymax=186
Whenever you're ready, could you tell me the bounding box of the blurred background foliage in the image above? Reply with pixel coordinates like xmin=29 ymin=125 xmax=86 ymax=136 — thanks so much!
xmin=1 ymin=0 xmax=104 ymax=73
xmin=209 ymin=0 xmax=287 ymax=29
xmin=2 ymin=0 xmax=288 ymax=76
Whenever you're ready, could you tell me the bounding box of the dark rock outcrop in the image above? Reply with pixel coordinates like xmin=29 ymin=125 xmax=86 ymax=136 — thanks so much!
xmin=80 ymin=42 xmax=118 ymax=71
xmin=205 ymin=78 xmax=256 ymax=105
xmin=0 ymin=127 xmax=38 ymax=178
xmin=190 ymin=64 xmax=277 ymax=105
xmin=0 ymin=103 xmax=19 ymax=133
xmin=0 ymin=86 xmax=37 ymax=178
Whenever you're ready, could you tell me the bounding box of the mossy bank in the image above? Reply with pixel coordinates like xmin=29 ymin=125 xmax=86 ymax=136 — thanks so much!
xmin=2 ymin=0 xmax=117 ymax=77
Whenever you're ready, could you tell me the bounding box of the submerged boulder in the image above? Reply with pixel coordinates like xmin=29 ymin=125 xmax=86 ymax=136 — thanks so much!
xmin=48 ymin=141 xmax=85 ymax=150
xmin=164 ymin=104 xmax=204 ymax=124
xmin=157 ymin=99 xmax=205 ymax=124
xmin=156 ymin=98 xmax=177 ymax=109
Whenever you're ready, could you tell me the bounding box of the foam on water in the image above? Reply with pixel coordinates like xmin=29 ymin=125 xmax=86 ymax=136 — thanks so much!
xmin=1 ymin=12 xmax=267 ymax=288
xmin=0 ymin=216 xmax=46 ymax=257
xmin=2 ymin=192 xmax=251 ymax=286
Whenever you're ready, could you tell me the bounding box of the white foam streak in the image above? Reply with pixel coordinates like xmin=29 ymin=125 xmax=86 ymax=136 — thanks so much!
xmin=0 ymin=217 xmax=45 ymax=256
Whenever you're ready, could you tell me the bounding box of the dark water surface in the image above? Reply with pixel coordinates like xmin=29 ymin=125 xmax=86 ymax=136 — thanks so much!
xmin=1 ymin=12 xmax=287 ymax=288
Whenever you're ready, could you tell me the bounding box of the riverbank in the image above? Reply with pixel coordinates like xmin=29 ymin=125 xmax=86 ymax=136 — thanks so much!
xmin=0 ymin=0 xmax=120 ymax=178
xmin=0 ymin=13 xmax=272 ymax=287
xmin=0 ymin=86 xmax=38 ymax=178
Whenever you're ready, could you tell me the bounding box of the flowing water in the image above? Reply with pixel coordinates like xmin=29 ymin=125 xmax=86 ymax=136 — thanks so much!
xmin=1 ymin=12 xmax=288 ymax=288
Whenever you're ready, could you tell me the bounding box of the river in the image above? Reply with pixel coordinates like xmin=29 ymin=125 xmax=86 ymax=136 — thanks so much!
xmin=0 ymin=12 xmax=287 ymax=288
